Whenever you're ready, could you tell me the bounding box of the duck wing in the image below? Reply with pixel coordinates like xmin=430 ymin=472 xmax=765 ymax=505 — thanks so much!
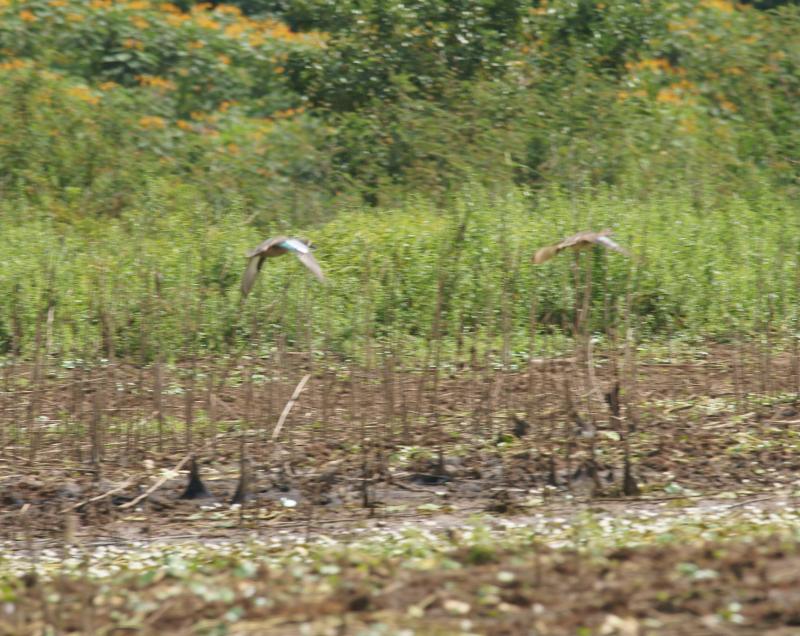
xmin=594 ymin=233 xmax=629 ymax=256
xmin=246 ymin=236 xmax=289 ymax=258
xmin=281 ymin=238 xmax=325 ymax=282
xmin=533 ymin=230 xmax=629 ymax=264
xmin=241 ymin=236 xmax=288 ymax=298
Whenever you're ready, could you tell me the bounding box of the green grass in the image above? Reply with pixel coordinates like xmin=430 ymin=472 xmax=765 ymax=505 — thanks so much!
xmin=2 ymin=180 xmax=799 ymax=361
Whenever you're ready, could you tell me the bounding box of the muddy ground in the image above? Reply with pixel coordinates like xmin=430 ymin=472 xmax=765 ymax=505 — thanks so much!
xmin=1 ymin=344 xmax=799 ymax=634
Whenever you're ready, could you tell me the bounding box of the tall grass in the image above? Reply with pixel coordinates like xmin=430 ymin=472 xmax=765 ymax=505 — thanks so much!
xmin=2 ymin=179 xmax=798 ymax=362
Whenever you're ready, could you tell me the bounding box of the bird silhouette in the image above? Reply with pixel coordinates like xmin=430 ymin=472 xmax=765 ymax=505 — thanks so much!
xmin=532 ymin=230 xmax=629 ymax=264
xmin=240 ymin=236 xmax=325 ymax=298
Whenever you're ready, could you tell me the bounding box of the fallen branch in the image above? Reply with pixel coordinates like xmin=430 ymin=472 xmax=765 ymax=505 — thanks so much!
xmin=726 ymin=495 xmax=776 ymax=510
xmin=271 ymin=374 xmax=311 ymax=442
xmin=665 ymin=401 xmax=696 ymax=415
xmin=63 ymin=478 xmax=134 ymax=513
xmin=118 ymin=453 xmax=191 ymax=510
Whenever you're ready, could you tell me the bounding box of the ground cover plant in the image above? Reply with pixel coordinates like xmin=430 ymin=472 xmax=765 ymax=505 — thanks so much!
xmin=2 ymin=0 xmax=800 ymax=634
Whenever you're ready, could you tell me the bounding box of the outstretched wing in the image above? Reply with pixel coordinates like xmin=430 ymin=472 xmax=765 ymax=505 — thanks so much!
xmin=280 ymin=238 xmax=325 ymax=282
xmin=594 ymin=233 xmax=629 ymax=256
xmin=241 ymin=253 xmax=264 ymax=298
xmin=241 ymin=236 xmax=324 ymax=298
xmin=532 ymin=244 xmax=560 ymax=264
xmin=532 ymin=232 xmax=590 ymax=264
xmin=246 ymin=236 xmax=288 ymax=258
xmin=294 ymin=250 xmax=325 ymax=282
xmin=241 ymin=236 xmax=286 ymax=298
xmin=556 ymin=230 xmax=598 ymax=251
xmin=533 ymin=229 xmax=629 ymax=264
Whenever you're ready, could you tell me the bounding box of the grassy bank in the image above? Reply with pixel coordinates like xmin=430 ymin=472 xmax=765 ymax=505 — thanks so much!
xmin=2 ymin=181 xmax=798 ymax=362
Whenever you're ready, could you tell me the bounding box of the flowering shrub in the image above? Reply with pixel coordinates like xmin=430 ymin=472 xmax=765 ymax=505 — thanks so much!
xmin=0 ymin=0 xmax=324 ymax=117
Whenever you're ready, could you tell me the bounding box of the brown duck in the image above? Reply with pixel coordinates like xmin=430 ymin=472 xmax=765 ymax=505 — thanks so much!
xmin=532 ymin=229 xmax=629 ymax=264
xmin=240 ymin=236 xmax=325 ymax=298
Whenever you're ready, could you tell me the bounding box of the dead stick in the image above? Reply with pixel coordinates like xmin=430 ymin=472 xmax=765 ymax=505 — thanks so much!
xmin=63 ymin=479 xmax=134 ymax=513
xmin=271 ymin=374 xmax=311 ymax=442
xmin=118 ymin=454 xmax=191 ymax=510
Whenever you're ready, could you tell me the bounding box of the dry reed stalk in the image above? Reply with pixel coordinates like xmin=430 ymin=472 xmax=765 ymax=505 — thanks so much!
xmin=45 ymin=300 xmax=56 ymax=360
xmin=26 ymin=311 xmax=45 ymax=464
xmin=119 ymin=453 xmax=192 ymax=510
xmin=231 ymin=453 xmax=250 ymax=509
xmin=763 ymin=290 xmax=775 ymax=399
xmin=205 ymin=369 xmax=215 ymax=453
xmin=244 ymin=354 xmax=254 ymax=430
xmin=185 ymin=358 xmax=196 ymax=452
xmin=526 ymin=291 xmax=540 ymax=457
xmin=90 ymin=371 xmax=104 ymax=480
xmin=793 ymin=253 xmax=800 ymax=398
xmin=380 ymin=346 xmax=396 ymax=453
xmin=0 ymin=355 xmax=12 ymax=458
xmin=10 ymin=283 xmax=23 ymax=357
xmin=397 ymin=347 xmax=410 ymax=441
xmin=271 ymin=373 xmax=311 ymax=443
xmin=478 ymin=327 xmax=495 ymax=438
xmin=153 ymin=358 xmax=164 ymax=453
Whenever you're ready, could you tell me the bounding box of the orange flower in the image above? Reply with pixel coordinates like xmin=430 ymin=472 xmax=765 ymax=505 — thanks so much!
xmin=224 ymin=22 xmax=248 ymax=38
xmin=0 ymin=59 xmax=28 ymax=71
xmin=193 ymin=14 xmax=220 ymax=30
xmin=656 ymin=88 xmax=681 ymax=105
xmin=66 ymin=85 xmax=100 ymax=105
xmin=20 ymin=9 xmax=38 ymax=22
xmin=668 ymin=18 xmax=698 ymax=32
xmin=139 ymin=115 xmax=166 ymax=129
xmin=679 ymin=116 xmax=697 ymax=134
xmin=248 ymin=33 xmax=265 ymax=46
xmin=216 ymin=4 xmax=242 ymax=16
xmin=630 ymin=58 xmax=671 ymax=73
xmin=701 ymin=0 xmax=734 ymax=12
xmin=165 ymin=13 xmax=188 ymax=26
xmin=137 ymin=75 xmax=176 ymax=90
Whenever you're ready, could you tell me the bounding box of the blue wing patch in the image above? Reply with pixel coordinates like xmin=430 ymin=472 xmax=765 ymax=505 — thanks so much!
xmin=280 ymin=238 xmax=310 ymax=254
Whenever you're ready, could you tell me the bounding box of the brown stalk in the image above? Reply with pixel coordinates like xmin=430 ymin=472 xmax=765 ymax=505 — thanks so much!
xmin=153 ymin=358 xmax=164 ymax=453
xmin=118 ymin=453 xmax=192 ymax=509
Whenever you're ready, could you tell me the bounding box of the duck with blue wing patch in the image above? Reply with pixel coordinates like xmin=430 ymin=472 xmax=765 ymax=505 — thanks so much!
xmin=240 ymin=236 xmax=325 ymax=298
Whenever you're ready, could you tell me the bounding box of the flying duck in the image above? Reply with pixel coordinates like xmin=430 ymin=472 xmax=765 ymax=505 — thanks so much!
xmin=532 ymin=229 xmax=629 ymax=264
xmin=241 ymin=236 xmax=325 ymax=298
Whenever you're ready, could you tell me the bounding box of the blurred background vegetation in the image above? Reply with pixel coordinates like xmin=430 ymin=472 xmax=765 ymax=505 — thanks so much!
xmin=1 ymin=0 xmax=799 ymax=360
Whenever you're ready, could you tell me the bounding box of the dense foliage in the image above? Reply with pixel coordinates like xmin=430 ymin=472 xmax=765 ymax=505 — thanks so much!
xmin=1 ymin=0 xmax=799 ymax=358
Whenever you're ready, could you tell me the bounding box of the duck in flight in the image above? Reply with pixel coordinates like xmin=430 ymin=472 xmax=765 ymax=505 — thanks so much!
xmin=240 ymin=236 xmax=325 ymax=298
xmin=532 ymin=229 xmax=629 ymax=264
